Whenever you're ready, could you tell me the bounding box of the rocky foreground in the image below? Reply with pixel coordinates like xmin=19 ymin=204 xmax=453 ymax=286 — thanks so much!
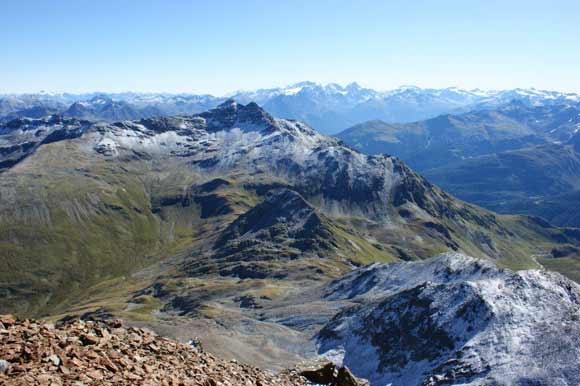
xmin=0 ymin=314 xmax=368 ymax=386
xmin=0 ymin=315 xmax=310 ymax=386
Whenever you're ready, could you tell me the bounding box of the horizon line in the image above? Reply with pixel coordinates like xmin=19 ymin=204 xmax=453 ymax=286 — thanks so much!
xmin=2 ymin=81 xmax=580 ymax=98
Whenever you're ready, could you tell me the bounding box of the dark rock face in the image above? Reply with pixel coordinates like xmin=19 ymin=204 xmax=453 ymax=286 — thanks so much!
xmin=320 ymin=281 xmax=490 ymax=376
xmin=219 ymin=190 xmax=316 ymax=239
xmin=200 ymin=99 xmax=278 ymax=133
xmin=196 ymin=178 xmax=231 ymax=193
xmin=193 ymin=194 xmax=233 ymax=218
xmin=301 ymin=363 xmax=338 ymax=384
xmin=234 ymin=295 xmax=261 ymax=309
xmin=40 ymin=126 xmax=85 ymax=145
xmin=299 ymin=149 xmax=385 ymax=206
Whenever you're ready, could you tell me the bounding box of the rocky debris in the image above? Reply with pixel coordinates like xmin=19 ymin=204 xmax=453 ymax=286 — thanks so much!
xmin=1 ymin=314 xmax=16 ymax=326
xmin=0 ymin=316 xmax=307 ymax=386
xmin=299 ymin=363 xmax=369 ymax=386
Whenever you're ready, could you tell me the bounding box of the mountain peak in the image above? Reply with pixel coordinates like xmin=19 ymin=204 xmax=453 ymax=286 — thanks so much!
xmin=215 ymin=98 xmax=238 ymax=110
xmin=89 ymin=95 xmax=113 ymax=104
xmin=201 ymin=100 xmax=276 ymax=132
xmin=345 ymin=82 xmax=362 ymax=91
xmin=289 ymin=81 xmax=318 ymax=88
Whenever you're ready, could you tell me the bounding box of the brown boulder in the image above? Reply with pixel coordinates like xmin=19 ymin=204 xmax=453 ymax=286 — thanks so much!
xmin=300 ymin=362 xmax=369 ymax=386
xmin=0 ymin=315 xmax=16 ymax=326
xmin=300 ymin=362 xmax=337 ymax=384
xmin=337 ymin=366 xmax=369 ymax=386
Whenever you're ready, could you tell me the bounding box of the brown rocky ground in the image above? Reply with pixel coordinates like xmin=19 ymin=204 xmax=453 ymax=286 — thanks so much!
xmin=0 ymin=314 xmax=309 ymax=386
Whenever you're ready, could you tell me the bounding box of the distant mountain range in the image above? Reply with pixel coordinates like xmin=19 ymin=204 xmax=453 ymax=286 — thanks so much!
xmin=2 ymin=82 xmax=579 ymax=134
xmin=337 ymin=102 xmax=580 ymax=229
xmin=337 ymin=101 xmax=580 ymax=168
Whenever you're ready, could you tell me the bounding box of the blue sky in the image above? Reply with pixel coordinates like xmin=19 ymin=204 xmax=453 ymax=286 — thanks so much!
xmin=2 ymin=0 xmax=580 ymax=94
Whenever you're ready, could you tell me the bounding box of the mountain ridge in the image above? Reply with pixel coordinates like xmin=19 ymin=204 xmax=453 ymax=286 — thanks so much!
xmin=337 ymin=101 xmax=580 ymax=170
xmin=317 ymin=253 xmax=580 ymax=386
xmin=3 ymin=83 xmax=580 ymax=134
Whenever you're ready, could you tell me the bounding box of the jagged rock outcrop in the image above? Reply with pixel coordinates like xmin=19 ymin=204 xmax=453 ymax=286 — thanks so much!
xmin=316 ymin=253 xmax=580 ymax=386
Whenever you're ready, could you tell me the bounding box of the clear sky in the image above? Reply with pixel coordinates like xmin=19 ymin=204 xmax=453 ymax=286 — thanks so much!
xmin=2 ymin=0 xmax=580 ymax=95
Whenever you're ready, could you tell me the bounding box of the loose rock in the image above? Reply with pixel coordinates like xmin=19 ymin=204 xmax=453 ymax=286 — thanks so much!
xmin=0 ymin=359 xmax=9 ymax=374
xmin=0 ymin=315 xmax=307 ymax=385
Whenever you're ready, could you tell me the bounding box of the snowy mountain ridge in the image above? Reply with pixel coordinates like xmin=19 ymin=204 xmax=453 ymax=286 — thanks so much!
xmin=317 ymin=253 xmax=580 ymax=386
xmin=86 ymin=100 xmax=403 ymax=221
xmin=3 ymin=83 xmax=579 ymax=134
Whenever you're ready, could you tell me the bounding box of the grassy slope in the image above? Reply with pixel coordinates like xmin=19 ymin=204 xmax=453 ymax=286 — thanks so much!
xmin=0 ymin=140 xmax=200 ymax=316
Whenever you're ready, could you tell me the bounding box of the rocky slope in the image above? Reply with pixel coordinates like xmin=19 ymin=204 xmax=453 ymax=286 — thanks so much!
xmin=0 ymin=315 xmax=308 ymax=385
xmin=316 ymin=253 xmax=580 ymax=386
